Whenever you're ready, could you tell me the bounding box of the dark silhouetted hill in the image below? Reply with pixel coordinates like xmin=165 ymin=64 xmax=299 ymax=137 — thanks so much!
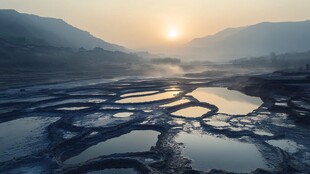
xmin=0 ymin=9 xmax=126 ymax=51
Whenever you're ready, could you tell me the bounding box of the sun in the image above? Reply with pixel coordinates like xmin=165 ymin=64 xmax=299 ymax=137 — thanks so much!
xmin=167 ymin=27 xmax=180 ymax=41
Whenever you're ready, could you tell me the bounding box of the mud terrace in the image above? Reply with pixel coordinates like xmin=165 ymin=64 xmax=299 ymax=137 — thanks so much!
xmin=0 ymin=71 xmax=310 ymax=174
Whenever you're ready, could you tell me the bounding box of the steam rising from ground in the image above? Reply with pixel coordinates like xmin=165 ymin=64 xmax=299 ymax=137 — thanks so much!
xmin=146 ymin=64 xmax=184 ymax=77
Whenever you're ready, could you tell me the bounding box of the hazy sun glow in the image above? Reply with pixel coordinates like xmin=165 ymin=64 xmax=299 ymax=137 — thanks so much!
xmin=167 ymin=27 xmax=180 ymax=41
xmin=1 ymin=0 xmax=310 ymax=51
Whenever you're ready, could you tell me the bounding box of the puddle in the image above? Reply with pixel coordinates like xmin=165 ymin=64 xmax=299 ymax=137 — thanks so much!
xmin=121 ymin=91 xmax=158 ymax=97
xmin=192 ymin=121 xmax=201 ymax=127
xmin=204 ymin=120 xmax=230 ymax=127
xmin=65 ymin=130 xmax=160 ymax=164
xmin=58 ymin=129 xmax=79 ymax=139
xmin=189 ymin=81 xmax=205 ymax=84
xmin=113 ymin=112 xmax=134 ymax=118
xmin=176 ymin=132 xmax=267 ymax=172
xmin=73 ymin=113 xmax=131 ymax=127
xmin=90 ymin=132 xmax=99 ymax=136
xmin=144 ymin=110 xmax=153 ymax=113
xmin=165 ymin=87 xmax=181 ymax=91
xmin=160 ymin=99 xmax=190 ymax=107
xmin=117 ymin=83 xmax=132 ymax=86
xmin=0 ymin=117 xmax=60 ymax=162
xmin=188 ymin=87 xmax=263 ymax=115
xmin=172 ymin=119 xmax=186 ymax=125
xmin=101 ymin=106 xmax=121 ymax=110
xmin=144 ymin=158 xmax=155 ymax=162
xmin=171 ymin=106 xmax=210 ymax=118
xmin=62 ymin=98 xmax=106 ymax=104
xmin=240 ymin=119 xmax=252 ymax=123
xmin=57 ymin=107 xmax=89 ymax=111
xmin=254 ymin=130 xmax=274 ymax=136
xmin=38 ymin=99 xmax=106 ymax=108
xmin=116 ymin=91 xmax=180 ymax=103
xmin=87 ymin=99 xmax=106 ymax=103
xmin=274 ymin=102 xmax=288 ymax=107
xmin=88 ymin=168 xmax=137 ymax=174
xmin=267 ymin=139 xmax=299 ymax=153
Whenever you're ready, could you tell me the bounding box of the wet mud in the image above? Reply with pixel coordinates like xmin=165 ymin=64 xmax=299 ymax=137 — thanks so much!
xmin=0 ymin=71 xmax=309 ymax=173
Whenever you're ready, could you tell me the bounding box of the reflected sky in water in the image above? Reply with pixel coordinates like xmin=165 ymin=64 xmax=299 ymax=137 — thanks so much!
xmin=113 ymin=112 xmax=134 ymax=118
xmin=116 ymin=91 xmax=180 ymax=103
xmin=121 ymin=91 xmax=158 ymax=98
xmin=176 ymin=132 xmax=267 ymax=172
xmin=160 ymin=99 xmax=190 ymax=107
xmin=65 ymin=130 xmax=160 ymax=164
xmin=171 ymin=106 xmax=210 ymax=118
xmin=57 ymin=107 xmax=89 ymax=111
xmin=189 ymin=87 xmax=262 ymax=115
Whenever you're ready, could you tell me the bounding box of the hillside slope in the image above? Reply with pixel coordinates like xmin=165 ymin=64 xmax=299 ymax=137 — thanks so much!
xmin=0 ymin=9 xmax=126 ymax=51
xmin=183 ymin=21 xmax=310 ymax=61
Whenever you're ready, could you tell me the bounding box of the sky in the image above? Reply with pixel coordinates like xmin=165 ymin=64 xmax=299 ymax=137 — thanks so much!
xmin=0 ymin=0 xmax=310 ymax=52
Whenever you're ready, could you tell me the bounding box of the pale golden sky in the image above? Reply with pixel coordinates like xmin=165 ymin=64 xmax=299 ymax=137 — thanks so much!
xmin=0 ymin=0 xmax=310 ymax=52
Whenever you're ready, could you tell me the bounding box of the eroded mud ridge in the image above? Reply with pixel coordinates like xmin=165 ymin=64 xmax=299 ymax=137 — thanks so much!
xmin=0 ymin=72 xmax=310 ymax=174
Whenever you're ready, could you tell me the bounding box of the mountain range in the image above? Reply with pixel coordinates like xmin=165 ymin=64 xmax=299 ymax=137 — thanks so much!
xmin=181 ymin=20 xmax=310 ymax=61
xmin=1 ymin=9 xmax=310 ymax=63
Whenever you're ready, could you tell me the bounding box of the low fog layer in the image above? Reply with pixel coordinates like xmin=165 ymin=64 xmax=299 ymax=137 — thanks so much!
xmin=1 ymin=10 xmax=310 ymax=88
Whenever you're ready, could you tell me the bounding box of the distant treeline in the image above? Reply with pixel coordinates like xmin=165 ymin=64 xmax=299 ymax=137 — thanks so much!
xmin=0 ymin=37 xmax=141 ymax=72
xmin=231 ymin=51 xmax=310 ymax=70
xmin=150 ymin=57 xmax=181 ymax=65
xmin=0 ymin=37 xmax=183 ymax=78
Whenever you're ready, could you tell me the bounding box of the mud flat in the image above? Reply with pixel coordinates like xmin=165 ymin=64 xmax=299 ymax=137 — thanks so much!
xmin=0 ymin=71 xmax=310 ymax=173
xmin=0 ymin=117 xmax=60 ymax=162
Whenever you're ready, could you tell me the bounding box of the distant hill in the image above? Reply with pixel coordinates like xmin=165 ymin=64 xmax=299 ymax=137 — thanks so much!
xmin=0 ymin=37 xmax=183 ymax=88
xmin=231 ymin=50 xmax=310 ymax=70
xmin=0 ymin=9 xmax=126 ymax=51
xmin=182 ymin=21 xmax=310 ymax=61
xmin=0 ymin=37 xmax=139 ymax=70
